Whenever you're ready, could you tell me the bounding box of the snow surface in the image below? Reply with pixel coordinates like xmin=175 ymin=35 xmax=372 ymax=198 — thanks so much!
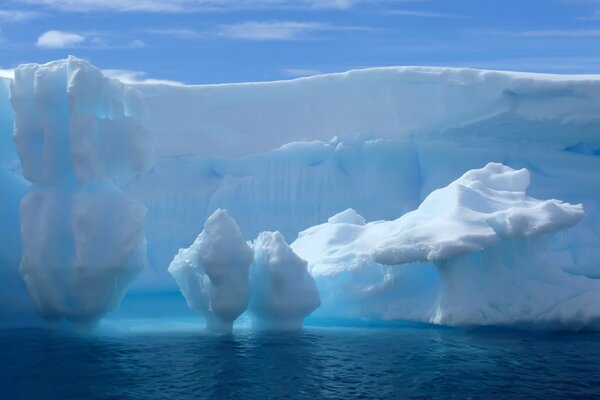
xmin=168 ymin=209 xmax=254 ymax=333
xmin=1 ymin=58 xmax=600 ymax=331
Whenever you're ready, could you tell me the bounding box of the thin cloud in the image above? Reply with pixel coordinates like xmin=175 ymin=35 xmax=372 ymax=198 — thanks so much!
xmin=37 ymin=30 xmax=85 ymax=48
xmin=218 ymin=21 xmax=370 ymax=40
xmin=103 ymin=69 xmax=184 ymax=85
xmin=483 ymin=29 xmax=600 ymax=38
xmin=0 ymin=9 xmax=43 ymax=21
xmin=386 ymin=9 xmax=467 ymax=18
xmin=36 ymin=30 xmax=147 ymax=49
xmin=15 ymin=0 xmax=416 ymax=13
xmin=146 ymin=29 xmax=203 ymax=39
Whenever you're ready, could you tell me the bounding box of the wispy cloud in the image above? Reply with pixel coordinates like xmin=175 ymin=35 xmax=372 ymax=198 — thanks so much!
xmin=103 ymin=69 xmax=184 ymax=85
xmin=386 ymin=9 xmax=467 ymax=18
xmin=218 ymin=21 xmax=369 ymax=40
xmin=282 ymin=68 xmax=323 ymax=77
xmin=37 ymin=30 xmax=86 ymax=48
xmin=0 ymin=9 xmax=42 ymax=21
xmin=36 ymin=30 xmax=146 ymax=49
xmin=146 ymin=29 xmax=203 ymax=39
xmin=483 ymin=29 xmax=600 ymax=37
xmin=16 ymin=0 xmax=413 ymax=13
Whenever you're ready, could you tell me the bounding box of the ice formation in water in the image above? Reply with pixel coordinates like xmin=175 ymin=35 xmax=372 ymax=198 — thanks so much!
xmin=250 ymin=231 xmax=320 ymax=330
xmin=2 ymin=57 xmax=600 ymax=331
xmin=9 ymin=57 xmax=152 ymax=327
xmin=292 ymin=163 xmax=600 ymax=329
xmin=168 ymin=209 xmax=254 ymax=333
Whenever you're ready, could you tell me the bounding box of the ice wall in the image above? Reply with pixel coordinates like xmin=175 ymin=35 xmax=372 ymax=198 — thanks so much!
xmin=0 ymin=77 xmax=16 ymax=165
xmin=9 ymin=57 xmax=153 ymax=327
xmin=2 ymin=60 xmax=600 ymax=330
xmin=116 ymin=68 xmax=600 ymax=293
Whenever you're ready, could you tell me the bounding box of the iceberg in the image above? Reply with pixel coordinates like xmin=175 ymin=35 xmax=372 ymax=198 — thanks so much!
xmin=9 ymin=57 xmax=153 ymax=328
xmin=292 ymin=163 xmax=600 ymax=329
xmin=168 ymin=209 xmax=254 ymax=333
xmin=1 ymin=57 xmax=600 ymax=331
xmin=250 ymin=231 xmax=320 ymax=330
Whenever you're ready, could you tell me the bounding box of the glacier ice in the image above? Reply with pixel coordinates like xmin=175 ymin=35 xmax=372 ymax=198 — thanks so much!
xmin=2 ymin=58 xmax=600 ymax=331
xmin=168 ymin=209 xmax=254 ymax=333
xmin=8 ymin=57 xmax=153 ymax=328
xmin=250 ymin=231 xmax=320 ymax=330
xmin=292 ymin=163 xmax=600 ymax=329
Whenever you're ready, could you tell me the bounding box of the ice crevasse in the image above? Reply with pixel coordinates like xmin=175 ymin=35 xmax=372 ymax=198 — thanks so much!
xmin=1 ymin=56 xmax=600 ymax=331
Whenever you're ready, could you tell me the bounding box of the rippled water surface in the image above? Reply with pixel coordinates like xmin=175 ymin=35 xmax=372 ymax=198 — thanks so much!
xmin=1 ymin=325 xmax=599 ymax=399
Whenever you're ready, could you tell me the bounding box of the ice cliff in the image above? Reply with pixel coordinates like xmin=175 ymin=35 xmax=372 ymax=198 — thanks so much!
xmin=1 ymin=58 xmax=600 ymax=331
xmin=5 ymin=58 xmax=153 ymax=328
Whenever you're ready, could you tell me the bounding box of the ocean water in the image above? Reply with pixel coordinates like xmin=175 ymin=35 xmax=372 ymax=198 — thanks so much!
xmin=1 ymin=324 xmax=599 ymax=400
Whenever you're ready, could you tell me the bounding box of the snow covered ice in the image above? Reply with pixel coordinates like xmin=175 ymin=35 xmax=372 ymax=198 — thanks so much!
xmin=168 ymin=209 xmax=254 ymax=333
xmin=293 ymin=163 xmax=600 ymax=329
xmin=1 ymin=57 xmax=600 ymax=331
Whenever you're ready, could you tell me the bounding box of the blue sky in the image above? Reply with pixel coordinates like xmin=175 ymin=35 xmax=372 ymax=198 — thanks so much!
xmin=1 ymin=0 xmax=600 ymax=84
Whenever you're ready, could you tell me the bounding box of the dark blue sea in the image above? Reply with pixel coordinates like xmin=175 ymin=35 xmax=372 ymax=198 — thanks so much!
xmin=1 ymin=323 xmax=599 ymax=399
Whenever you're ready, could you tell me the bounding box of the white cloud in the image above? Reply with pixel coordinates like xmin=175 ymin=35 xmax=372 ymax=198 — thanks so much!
xmin=16 ymin=0 xmax=409 ymax=13
xmin=103 ymin=69 xmax=184 ymax=85
xmin=219 ymin=21 xmax=328 ymax=40
xmin=218 ymin=21 xmax=368 ymax=40
xmin=36 ymin=30 xmax=147 ymax=49
xmin=386 ymin=9 xmax=466 ymax=18
xmin=146 ymin=29 xmax=203 ymax=39
xmin=0 ymin=9 xmax=42 ymax=21
xmin=282 ymin=68 xmax=323 ymax=77
xmin=517 ymin=29 xmax=600 ymax=37
xmin=484 ymin=29 xmax=600 ymax=38
xmin=37 ymin=30 xmax=85 ymax=48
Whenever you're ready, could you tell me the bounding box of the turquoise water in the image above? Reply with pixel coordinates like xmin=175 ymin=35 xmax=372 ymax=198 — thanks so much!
xmin=1 ymin=325 xmax=599 ymax=399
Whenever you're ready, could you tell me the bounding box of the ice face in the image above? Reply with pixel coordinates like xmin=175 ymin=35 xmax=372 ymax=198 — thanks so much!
xmin=9 ymin=57 xmax=153 ymax=328
xmin=2 ymin=59 xmax=600 ymax=331
xmin=292 ymin=163 xmax=599 ymax=329
xmin=249 ymin=231 xmax=320 ymax=330
xmin=10 ymin=57 xmax=153 ymax=184
xmin=168 ymin=209 xmax=253 ymax=333
xmin=0 ymin=78 xmax=16 ymax=165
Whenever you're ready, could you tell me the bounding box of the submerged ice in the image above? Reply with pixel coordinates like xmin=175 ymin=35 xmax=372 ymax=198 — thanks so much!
xmin=1 ymin=57 xmax=600 ymax=331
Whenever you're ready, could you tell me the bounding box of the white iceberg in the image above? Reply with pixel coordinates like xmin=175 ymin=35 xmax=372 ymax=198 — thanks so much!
xmin=249 ymin=231 xmax=320 ymax=330
xmin=168 ymin=209 xmax=253 ymax=333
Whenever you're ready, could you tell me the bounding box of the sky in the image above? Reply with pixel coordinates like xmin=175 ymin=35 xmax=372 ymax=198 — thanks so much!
xmin=1 ymin=0 xmax=600 ymax=84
